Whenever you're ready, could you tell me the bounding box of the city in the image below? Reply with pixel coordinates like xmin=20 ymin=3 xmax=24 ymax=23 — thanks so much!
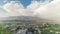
xmin=0 ymin=22 xmax=60 ymax=34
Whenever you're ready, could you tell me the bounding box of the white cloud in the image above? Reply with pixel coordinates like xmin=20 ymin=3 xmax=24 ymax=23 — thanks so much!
xmin=27 ymin=0 xmax=50 ymax=11
xmin=1 ymin=1 xmax=41 ymax=17
xmin=33 ymin=0 xmax=60 ymax=20
xmin=0 ymin=0 xmax=60 ymax=20
xmin=2 ymin=1 xmax=29 ymax=17
xmin=27 ymin=1 xmax=40 ymax=11
xmin=26 ymin=0 xmax=49 ymax=16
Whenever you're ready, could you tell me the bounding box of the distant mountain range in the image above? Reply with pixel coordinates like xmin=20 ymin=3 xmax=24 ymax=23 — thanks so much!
xmin=0 ymin=16 xmax=59 ymax=23
xmin=0 ymin=16 xmax=42 ymax=20
xmin=0 ymin=16 xmax=50 ymax=22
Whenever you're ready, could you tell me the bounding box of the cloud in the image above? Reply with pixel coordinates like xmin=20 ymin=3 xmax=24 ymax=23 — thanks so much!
xmin=27 ymin=0 xmax=52 ymax=16
xmin=27 ymin=1 xmax=40 ymax=11
xmin=0 ymin=0 xmax=60 ymax=20
xmin=33 ymin=0 xmax=60 ymax=20
xmin=3 ymin=0 xmax=7 ymax=3
xmin=2 ymin=1 xmax=29 ymax=17
xmin=1 ymin=0 xmax=41 ymax=17
xmin=26 ymin=0 xmax=50 ymax=16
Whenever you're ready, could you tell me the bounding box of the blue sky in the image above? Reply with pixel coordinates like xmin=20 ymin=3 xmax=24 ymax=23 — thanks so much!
xmin=19 ymin=0 xmax=32 ymax=7
xmin=0 ymin=0 xmax=32 ymax=7
xmin=0 ymin=0 xmax=53 ymax=7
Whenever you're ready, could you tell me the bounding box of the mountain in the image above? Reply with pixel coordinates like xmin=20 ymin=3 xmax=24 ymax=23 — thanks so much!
xmin=0 ymin=16 xmax=59 ymax=23
xmin=0 ymin=16 xmax=42 ymax=20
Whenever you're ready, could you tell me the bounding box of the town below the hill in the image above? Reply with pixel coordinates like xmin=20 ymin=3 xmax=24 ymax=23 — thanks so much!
xmin=0 ymin=22 xmax=60 ymax=34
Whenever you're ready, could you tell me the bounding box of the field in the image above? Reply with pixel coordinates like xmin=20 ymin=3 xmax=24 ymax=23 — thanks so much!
xmin=0 ymin=22 xmax=60 ymax=34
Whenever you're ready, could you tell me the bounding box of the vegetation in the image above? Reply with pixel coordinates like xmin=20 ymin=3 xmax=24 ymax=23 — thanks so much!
xmin=0 ymin=22 xmax=60 ymax=34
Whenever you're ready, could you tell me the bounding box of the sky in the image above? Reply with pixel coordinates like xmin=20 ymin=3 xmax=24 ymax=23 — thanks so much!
xmin=0 ymin=0 xmax=60 ymax=20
